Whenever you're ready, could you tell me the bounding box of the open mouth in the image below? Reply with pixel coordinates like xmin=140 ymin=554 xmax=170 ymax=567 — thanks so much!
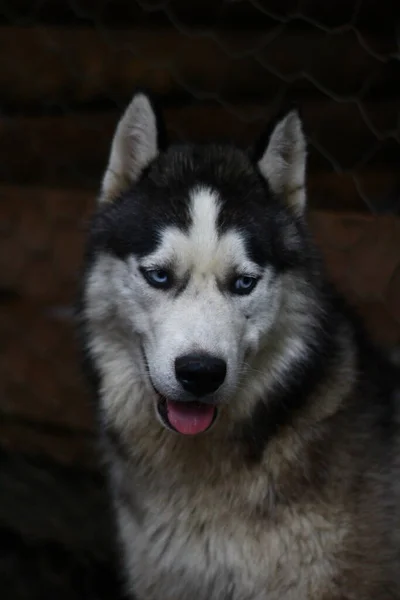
xmin=157 ymin=397 xmax=218 ymax=435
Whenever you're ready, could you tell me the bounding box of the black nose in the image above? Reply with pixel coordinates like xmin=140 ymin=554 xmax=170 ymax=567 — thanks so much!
xmin=175 ymin=353 xmax=227 ymax=397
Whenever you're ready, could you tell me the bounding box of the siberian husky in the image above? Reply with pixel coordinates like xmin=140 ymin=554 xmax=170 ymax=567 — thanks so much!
xmin=77 ymin=91 xmax=400 ymax=599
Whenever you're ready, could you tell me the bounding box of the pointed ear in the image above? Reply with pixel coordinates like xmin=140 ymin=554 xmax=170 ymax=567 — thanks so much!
xmin=255 ymin=110 xmax=307 ymax=215
xmin=100 ymin=92 xmax=166 ymax=203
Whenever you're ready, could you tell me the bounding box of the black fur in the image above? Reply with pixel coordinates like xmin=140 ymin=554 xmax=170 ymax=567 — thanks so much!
xmin=87 ymin=144 xmax=306 ymax=274
xmin=238 ymin=285 xmax=400 ymax=464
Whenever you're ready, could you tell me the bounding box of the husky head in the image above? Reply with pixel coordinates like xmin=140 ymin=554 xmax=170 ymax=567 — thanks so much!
xmin=82 ymin=92 xmax=317 ymax=440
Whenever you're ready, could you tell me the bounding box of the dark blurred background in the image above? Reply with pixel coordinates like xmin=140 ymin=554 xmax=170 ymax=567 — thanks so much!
xmin=0 ymin=1 xmax=399 ymax=598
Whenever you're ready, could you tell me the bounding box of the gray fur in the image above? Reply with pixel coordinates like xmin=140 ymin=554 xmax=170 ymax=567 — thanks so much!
xmin=78 ymin=92 xmax=400 ymax=600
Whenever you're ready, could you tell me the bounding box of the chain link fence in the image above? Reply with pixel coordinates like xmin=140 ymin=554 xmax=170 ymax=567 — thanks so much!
xmin=0 ymin=0 xmax=400 ymax=459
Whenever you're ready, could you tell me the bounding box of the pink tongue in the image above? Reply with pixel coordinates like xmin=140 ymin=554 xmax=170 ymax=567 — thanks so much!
xmin=167 ymin=401 xmax=215 ymax=435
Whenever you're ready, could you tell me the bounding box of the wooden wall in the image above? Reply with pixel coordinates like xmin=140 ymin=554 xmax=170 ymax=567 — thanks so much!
xmin=1 ymin=0 xmax=400 ymax=467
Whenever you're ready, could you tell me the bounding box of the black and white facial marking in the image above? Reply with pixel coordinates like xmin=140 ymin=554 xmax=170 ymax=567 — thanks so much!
xmin=83 ymin=91 xmax=311 ymax=436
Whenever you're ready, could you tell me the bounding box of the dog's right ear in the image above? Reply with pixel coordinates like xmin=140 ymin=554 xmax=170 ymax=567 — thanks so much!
xmin=99 ymin=92 xmax=166 ymax=203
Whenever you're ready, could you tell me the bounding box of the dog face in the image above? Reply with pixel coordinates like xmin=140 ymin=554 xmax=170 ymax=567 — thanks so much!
xmin=82 ymin=93 xmax=310 ymax=436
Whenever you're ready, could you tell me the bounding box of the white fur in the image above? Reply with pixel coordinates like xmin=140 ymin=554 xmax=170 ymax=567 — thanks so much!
xmin=85 ymin=186 xmax=283 ymax=419
xmin=81 ymin=99 xmax=349 ymax=600
xmin=83 ymin=192 xmax=347 ymax=600
xmin=258 ymin=111 xmax=307 ymax=215
xmin=116 ymin=491 xmax=346 ymax=600
xmin=100 ymin=93 xmax=158 ymax=203
xmin=134 ymin=188 xmax=241 ymax=401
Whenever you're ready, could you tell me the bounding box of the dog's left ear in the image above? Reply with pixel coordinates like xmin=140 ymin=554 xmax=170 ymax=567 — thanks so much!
xmin=255 ymin=110 xmax=307 ymax=216
xmin=100 ymin=92 xmax=166 ymax=203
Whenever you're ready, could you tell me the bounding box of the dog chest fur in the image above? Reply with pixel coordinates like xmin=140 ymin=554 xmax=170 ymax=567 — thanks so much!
xmin=110 ymin=438 xmax=347 ymax=600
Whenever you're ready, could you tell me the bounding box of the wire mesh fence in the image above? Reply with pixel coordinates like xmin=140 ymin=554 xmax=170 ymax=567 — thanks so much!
xmin=0 ymin=0 xmax=399 ymax=208
xmin=0 ymin=3 xmax=399 ymax=596
xmin=0 ymin=0 xmax=400 ymax=465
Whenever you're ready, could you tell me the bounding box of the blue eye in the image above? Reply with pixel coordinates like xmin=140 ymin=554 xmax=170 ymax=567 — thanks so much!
xmin=231 ymin=275 xmax=258 ymax=295
xmin=141 ymin=268 xmax=172 ymax=289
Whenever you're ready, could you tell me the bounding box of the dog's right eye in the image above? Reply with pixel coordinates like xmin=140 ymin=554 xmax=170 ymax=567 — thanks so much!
xmin=140 ymin=268 xmax=172 ymax=290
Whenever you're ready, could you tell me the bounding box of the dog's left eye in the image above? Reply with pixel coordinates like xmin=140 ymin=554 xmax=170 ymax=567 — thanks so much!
xmin=140 ymin=268 xmax=172 ymax=290
xmin=231 ymin=276 xmax=259 ymax=295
